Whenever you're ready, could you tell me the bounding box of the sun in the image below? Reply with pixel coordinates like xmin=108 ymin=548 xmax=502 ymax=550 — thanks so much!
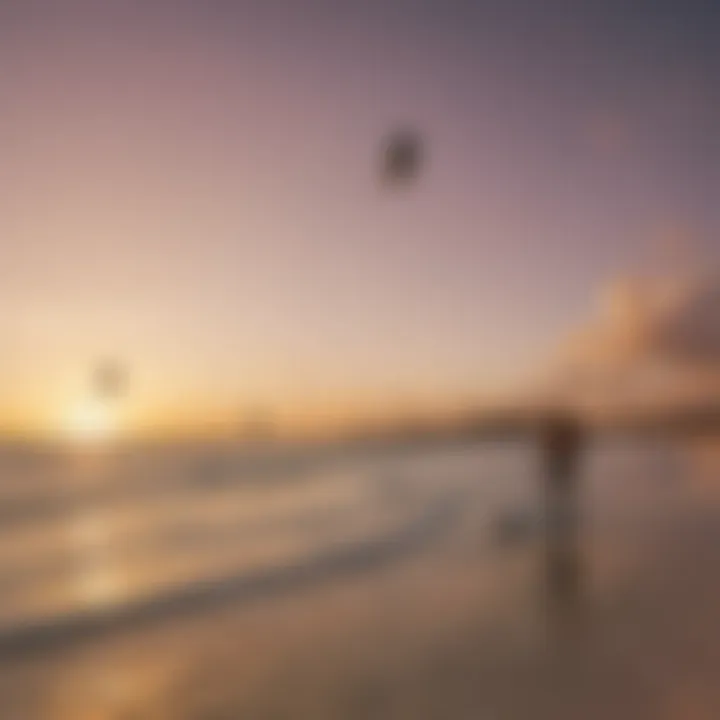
xmin=64 ymin=399 xmax=118 ymax=444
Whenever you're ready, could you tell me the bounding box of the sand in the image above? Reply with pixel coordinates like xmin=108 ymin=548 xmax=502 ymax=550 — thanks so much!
xmin=0 ymin=438 xmax=718 ymax=719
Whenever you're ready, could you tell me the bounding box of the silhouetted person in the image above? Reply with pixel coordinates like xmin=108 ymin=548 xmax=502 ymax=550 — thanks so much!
xmin=541 ymin=413 xmax=584 ymax=518
xmin=539 ymin=413 xmax=586 ymax=622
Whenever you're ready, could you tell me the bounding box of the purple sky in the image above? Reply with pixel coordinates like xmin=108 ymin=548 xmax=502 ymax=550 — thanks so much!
xmin=1 ymin=0 xmax=718 ymax=433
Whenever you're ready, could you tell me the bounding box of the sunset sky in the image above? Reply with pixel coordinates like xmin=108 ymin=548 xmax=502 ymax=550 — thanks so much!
xmin=1 ymin=0 xmax=718 ymax=436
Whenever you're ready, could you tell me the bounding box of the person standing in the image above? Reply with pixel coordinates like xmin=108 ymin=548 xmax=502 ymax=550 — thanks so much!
xmin=540 ymin=412 xmax=586 ymax=621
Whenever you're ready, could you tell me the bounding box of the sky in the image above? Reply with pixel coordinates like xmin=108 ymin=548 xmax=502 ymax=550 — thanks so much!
xmin=1 ymin=0 xmax=718 ymax=436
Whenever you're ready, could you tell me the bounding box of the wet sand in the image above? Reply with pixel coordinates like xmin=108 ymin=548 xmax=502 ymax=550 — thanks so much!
xmin=0 ymin=439 xmax=719 ymax=719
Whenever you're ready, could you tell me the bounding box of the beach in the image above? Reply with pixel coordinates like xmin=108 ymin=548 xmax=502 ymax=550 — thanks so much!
xmin=0 ymin=437 xmax=718 ymax=719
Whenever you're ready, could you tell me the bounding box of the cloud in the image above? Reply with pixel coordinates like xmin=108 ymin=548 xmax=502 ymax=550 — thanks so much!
xmin=551 ymin=272 xmax=720 ymax=409
xmin=655 ymin=280 xmax=720 ymax=365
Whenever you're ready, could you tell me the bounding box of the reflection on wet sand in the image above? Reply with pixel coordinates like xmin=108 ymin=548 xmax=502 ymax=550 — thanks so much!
xmin=543 ymin=509 xmax=584 ymax=627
